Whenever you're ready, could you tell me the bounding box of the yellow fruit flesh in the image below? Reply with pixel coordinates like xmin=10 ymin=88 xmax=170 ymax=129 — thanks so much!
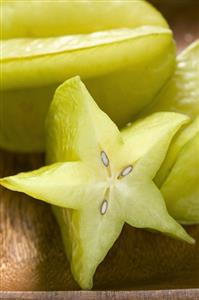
xmin=0 ymin=77 xmax=194 ymax=289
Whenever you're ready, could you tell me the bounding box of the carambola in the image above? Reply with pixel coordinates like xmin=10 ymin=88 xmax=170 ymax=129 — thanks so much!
xmin=0 ymin=77 xmax=194 ymax=289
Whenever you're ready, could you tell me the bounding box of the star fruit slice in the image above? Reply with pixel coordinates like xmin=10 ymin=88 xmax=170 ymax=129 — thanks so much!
xmin=1 ymin=0 xmax=168 ymax=39
xmin=0 ymin=77 xmax=194 ymax=290
xmin=160 ymin=119 xmax=199 ymax=225
xmin=1 ymin=1 xmax=175 ymax=153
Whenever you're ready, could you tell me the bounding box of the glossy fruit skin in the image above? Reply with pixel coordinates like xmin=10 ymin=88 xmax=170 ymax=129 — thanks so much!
xmin=142 ymin=40 xmax=199 ymax=119
xmin=161 ymin=132 xmax=199 ymax=225
xmin=0 ymin=2 xmax=176 ymax=152
xmin=143 ymin=40 xmax=199 ymax=224
xmin=157 ymin=118 xmax=199 ymax=225
xmin=155 ymin=117 xmax=199 ymax=187
xmin=1 ymin=0 xmax=168 ymax=39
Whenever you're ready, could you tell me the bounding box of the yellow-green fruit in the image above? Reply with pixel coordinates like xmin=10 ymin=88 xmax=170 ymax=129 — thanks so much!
xmin=0 ymin=1 xmax=175 ymax=152
xmin=142 ymin=39 xmax=199 ymax=119
xmin=0 ymin=77 xmax=194 ymax=289
xmin=143 ymin=40 xmax=199 ymax=224
xmin=1 ymin=0 xmax=168 ymax=39
xmin=160 ymin=119 xmax=199 ymax=225
xmin=156 ymin=117 xmax=199 ymax=186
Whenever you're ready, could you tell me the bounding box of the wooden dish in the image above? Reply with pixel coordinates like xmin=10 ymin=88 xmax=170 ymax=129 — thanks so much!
xmin=0 ymin=1 xmax=199 ymax=299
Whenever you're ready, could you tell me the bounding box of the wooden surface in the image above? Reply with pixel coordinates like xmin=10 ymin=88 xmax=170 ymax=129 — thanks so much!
xmin=1 ymin=289 xmax=199 ymax=300
xmin=0 ymin=1 xmax=199 ymax=299
xmin=0 ymin=149 xmax=199 ymax=290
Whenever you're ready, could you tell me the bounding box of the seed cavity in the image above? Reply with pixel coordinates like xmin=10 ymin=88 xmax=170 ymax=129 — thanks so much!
xmin=118 ymin=165 xmax=133 ymax=179
xmin=100 ymin=200 xmax=108 ymax=215
xmin=101 ymin=151 xmax=109 ymax=167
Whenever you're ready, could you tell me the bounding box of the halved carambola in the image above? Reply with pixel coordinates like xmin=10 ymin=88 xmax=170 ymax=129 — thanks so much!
xmin=0 ymin=0 xmax=176 ymax=152
xmin=0 ymin=77 xmax=194 ymax=289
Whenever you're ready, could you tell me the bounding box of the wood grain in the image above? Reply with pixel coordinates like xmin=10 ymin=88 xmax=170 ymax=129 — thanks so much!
xmin=0 ymin=0 xmax=199 ymax=298
xmin=1 ymin=289 xmax=199 ymax=300
xmin=0 ymin=150 xmax=199 ymax=292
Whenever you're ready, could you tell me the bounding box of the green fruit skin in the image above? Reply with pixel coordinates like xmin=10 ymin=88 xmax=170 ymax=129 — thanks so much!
xmin=1 ymin=0 xmax=168 ymax=39
xmin=1 ymin=29 xmax=176 ymax=152
xmin=0 ymin=0 xmax=175 ymax=152
xmin=161 ymin=132 xmax=199 ymax=225
xmin=143 ymin=40 xmax=199 ymax=224
xmin=141 ymin=40 xmax=199 ymax=120
xmin=155 ymin=117 xmax=199 ymax=187
xmin=156 ymin=118 xmax=199 ymax=225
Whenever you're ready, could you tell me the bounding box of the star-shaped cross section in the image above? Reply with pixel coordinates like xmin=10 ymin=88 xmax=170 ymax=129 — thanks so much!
xmin=0 ymin=76 xmax=194 ymax=289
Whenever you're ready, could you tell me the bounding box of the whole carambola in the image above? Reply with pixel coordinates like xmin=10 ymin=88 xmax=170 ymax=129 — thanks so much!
xmin=1 ymin=0 xmax=168 ymax=39
xmin=143 ymin=39 xmax=199 ymax=119
xmin=143 ymin=40 xmax=199 ymax=224
xmin=0 ymin=0 xmax=176 ymax=152
xmin=0 ymin=77 xmax=194 ymax=289
xmin=161 ymin=126 xmax=199 ymax=225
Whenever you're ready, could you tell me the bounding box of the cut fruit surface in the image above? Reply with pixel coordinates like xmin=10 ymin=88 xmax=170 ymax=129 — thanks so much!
xmin=1 ymin=0 xmax=175 ymax=152
xmin=0 ymin=162 xmax=103 ymax=210
xmin=121 ymin=112 xmax=190 ymax=179
xmin=46 ymin=74 xmax=122 ymax=166
xmin=0 ymin=77 xmax=194 ymax=289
